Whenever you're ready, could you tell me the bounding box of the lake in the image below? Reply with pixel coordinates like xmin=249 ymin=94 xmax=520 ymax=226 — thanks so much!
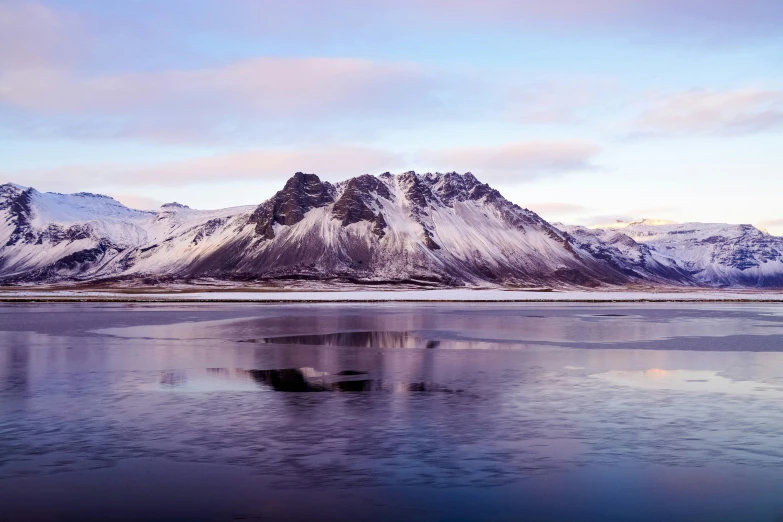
xmin=2 ymin=302 xmax=783 ymax=521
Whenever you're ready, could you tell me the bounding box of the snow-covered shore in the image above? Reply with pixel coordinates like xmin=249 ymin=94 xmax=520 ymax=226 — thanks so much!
xmin=2 ymin=288 xmax=783 ymax=302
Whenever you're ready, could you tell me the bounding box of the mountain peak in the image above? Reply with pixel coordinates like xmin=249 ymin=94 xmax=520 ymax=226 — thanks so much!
xmin=591 ymin=218 xmax=677 ymax=230
xmin=160 ymin=202 xmax=191 ymax=210
xmin=1 ymin=182 xmax=29 ymax=192
xmin=2 ymin=173 xmax=783 ymax=288
xmin=631 ymin=218 xmax=677 ymax=227
xmin=72 ymin=192 xmax=116 ymax=200
xmin=249 ymin=172 xmax=335 ymax=240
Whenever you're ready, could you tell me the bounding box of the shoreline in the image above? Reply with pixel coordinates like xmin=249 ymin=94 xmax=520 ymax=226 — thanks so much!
xmin=3 ymin=288 xmax=783 ymax=303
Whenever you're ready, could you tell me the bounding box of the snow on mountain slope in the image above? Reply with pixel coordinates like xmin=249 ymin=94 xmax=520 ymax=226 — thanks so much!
xmin=3 ymin=176 xmax=782 ymax=288
xmin=0 ymin=183 xmax=254 ymax=282
xmin=557 ymin=224 xmax=696 ymax=285
xmin=0 ymin=173 xmax=635 ymax=287
xmin=593 ymin=220 xmax=783 ymax=287
xmin=172 ymin=171 xmax=633 ymax=287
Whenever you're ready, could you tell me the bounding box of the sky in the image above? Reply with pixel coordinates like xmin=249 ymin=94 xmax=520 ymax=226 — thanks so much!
xmin=1 ymin=0 xmax=782 ymax=233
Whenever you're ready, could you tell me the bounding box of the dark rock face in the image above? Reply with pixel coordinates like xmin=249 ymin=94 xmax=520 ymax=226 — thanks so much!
xmin=372 ymin=213 xmax=388 ymax=238
xmin=429 ymin=171 xmax=482 ymax=206
xmin=37 ymin=224 xmax=93 ymax=245
xmin=5 ymin=240 xmax=125 ymax=283
xmin=399 ymin=171 xmax=435 ymax=207
xmin=161 ymin=202 xmax=190 ymax=209
xmin=1 ymin=186 xmax=34 ymax=247
xmin=703 ymin=225 xmax=780 ymax=271
xmin=331 ymin=175 xmax=390 ymax=238
xmin=1 ymin=185 xmax=99 ymax=249
xmin=48 ymin=241 xmax=113 ymax=273
xmin=192 ymin=218 xmax=227 ymax=245
xmin=249 ymin=172 xmax=335 ymax=240
xmin=399 ymin=172 xmax=440 ymax=250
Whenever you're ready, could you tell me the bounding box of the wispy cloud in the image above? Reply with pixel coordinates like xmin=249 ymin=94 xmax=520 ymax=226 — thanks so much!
xmin=502 ymin=80 xmax=613 ymax=125
xmin=632 ymin=88 xmax=783 ymax=136
xmin=6 ymin=146 xmax=406 ymax=191
xmin=583 ymin=214 xmax=636 ymax=227
xmin=0 ymin=1 xmax=88 ymax=71
xmin=758 ymin=219 xmax=783 ymax=237
xmin=0 ymin=57 xmax=442 ymax=143
xmin=422 ymin=141 xmax=602 ymax=181
xmin=5 ymin=140 xmax=602 ymax=192
xmin=106 ymin=193 xmax=165 ymax=211
xmin=526 ymin=203 xmax=591 ymax=215
xmin=762 ymin=219 xmax=783 ymax=227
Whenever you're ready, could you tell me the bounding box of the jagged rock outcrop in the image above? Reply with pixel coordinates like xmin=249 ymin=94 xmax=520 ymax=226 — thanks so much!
xmin=249 ymin=172 xmax=335 ymax=240
xmin=1 ymin=174 xmax=782 ymax=288
xmin=331 ymin=174 xmax=390 ymax=238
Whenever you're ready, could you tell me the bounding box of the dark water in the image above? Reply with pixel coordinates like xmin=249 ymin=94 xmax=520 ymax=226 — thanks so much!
xmin=2 ymin=303 xmax=783 ymax=521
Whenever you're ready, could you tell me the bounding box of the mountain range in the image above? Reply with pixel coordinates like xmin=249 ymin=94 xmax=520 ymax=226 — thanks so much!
xmin=1 ymin=172 xmax=782 ymax=288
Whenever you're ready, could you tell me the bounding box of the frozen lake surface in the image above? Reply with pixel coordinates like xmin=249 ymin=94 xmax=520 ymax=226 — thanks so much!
xmin=2 ymin=302 xmax=783 ymax=521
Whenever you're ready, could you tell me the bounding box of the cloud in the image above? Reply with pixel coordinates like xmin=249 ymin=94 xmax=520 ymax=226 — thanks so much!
xmin=5 ymin=141 xmax=602 ymax=192
xmin=583 ymin=214 xmax=636 ymax=227
xmin=0 ymin=54 xmax=605 ymax=144
xmin=228 ymin=0 xmax=783 ymax=44
xmin=759 ymin=218 xmax=783 ymax=236
xmin=526 ymin=203 xmax=591 ymax=215
xmin=0 ymin=1 xmax=88 ymax=71
xmin=633 ymin=89 xmax=783 ymax=136
xmin=0 ymin=57 xmax=442 ymax=143
xmin=6 ymin=145 xmax=406 ymax=191
xmin=107 ymin=193 xmax=165 ymax=211
xmin=498 ymin=78 xmax=620 ymax=126
xmin=422 ymin=141 xmax=601 ymax=181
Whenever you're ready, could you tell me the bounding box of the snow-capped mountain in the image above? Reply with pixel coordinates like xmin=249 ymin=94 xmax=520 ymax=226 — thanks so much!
xmin=0 ymin=182 xmax=254 ymax=283
xmin=589 ymin=219 xmax=783 ymax=287
xmin=557 ymin=224 xmax=697 ymax=285
xmin=0 ymin=172 xmax=631 ymax=287
xmin=1 ymin=174 xmax=781 ymax=288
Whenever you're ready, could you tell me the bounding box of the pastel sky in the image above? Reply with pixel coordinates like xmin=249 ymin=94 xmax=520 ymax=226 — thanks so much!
xmin=1 ymin=0 xmax=782 ymax=233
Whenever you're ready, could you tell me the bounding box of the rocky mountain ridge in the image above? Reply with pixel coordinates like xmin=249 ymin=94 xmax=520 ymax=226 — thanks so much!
xmin=1 ymin=173 xmax=781 ymax=288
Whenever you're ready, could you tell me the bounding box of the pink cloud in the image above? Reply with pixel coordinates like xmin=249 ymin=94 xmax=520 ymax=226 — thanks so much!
xmin=0 ymin=1 xmax=88 ymax=71
xmin=423 ymin=141 xmax=601 ymax=180
xmin=634 ymin=88 xmax=783 ymax=136
xmin=107 ymin=193 xmax=165 ymax=211
xmin=5 ymin=141 xmax=601 ymax=192
xmin=526 ymin=202 xmax=591 ymax=215
xmin=0 ymin=58 xmax=429 ymax=112
xmin=755 ymin=219 xmax=783 ymax=237
xmin=0 ymin=57 xmax=440 ymax=142
xmin=6 ymin=145 xmax=406 ymax=191
xmin=502 ymin=79 xmax=619 ymax=125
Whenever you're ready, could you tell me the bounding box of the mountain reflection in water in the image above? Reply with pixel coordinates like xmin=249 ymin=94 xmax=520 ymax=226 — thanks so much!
xmin=6 ymin=303 xmax=783 ymax=522
xmin=157 ymin=367 xmax=460 ymax=394
xmin=250 ymin=331 xmax=508 ymax=350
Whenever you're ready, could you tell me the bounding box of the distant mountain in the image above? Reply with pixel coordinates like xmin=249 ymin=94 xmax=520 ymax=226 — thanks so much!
xmin=586 ymin=219 xmax=783 ymax=287
xmin=1 ymin=174 xmax=781 ymax=288
xmin=556 ymin=223 xmax=697 ymax=285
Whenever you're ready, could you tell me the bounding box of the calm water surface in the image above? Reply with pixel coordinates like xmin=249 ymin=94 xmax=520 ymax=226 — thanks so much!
xmin=2 ymin=302 xmax=783 ymax=521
